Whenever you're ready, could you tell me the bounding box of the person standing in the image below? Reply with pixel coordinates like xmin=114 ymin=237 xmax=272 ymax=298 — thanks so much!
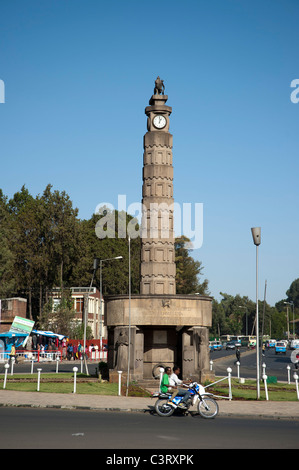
xmin=235 ymin=346 xmax=241 ymax=364
xmin=9 ymin=344 xmax=18 ymax=364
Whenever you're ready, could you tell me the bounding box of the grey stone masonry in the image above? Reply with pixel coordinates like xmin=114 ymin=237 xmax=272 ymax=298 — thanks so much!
xmin=140 ymin=94 xmax=176 ymax=295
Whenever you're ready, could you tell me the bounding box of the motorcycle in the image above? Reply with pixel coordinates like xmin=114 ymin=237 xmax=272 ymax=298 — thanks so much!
xmin=152 ymin=382 xmax=219 ymax=419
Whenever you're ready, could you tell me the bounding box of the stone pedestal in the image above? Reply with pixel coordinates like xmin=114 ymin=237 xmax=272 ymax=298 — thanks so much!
xmin=106 ymin=294 xmax=212 ymax=381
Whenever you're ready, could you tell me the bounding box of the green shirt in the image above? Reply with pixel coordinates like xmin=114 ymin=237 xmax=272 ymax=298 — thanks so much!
xmin=160 ymin=373 xmax=169 ymax=393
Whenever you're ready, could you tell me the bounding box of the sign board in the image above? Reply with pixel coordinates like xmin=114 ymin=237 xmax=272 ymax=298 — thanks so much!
xmin=9 ymin=316 xmax=35 ymax=335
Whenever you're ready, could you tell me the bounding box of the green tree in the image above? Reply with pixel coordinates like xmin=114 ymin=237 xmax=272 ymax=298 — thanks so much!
xmin=286 ymin=279 xmax=299 ymax=308
xmin=7 ymin=186 xmax=42 ymax=319
xmin=0 ymin=190 xmax=15 ymax=297
xmin=70 ymin=208 xmax=141 ymax=295
xmin=175 ymin=236 xmax=209 ymax=295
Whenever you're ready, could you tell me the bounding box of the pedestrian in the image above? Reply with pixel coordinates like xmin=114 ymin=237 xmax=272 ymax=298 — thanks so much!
xmin=67 ymin=343 xmax=73 ymax=360
xmin=262 ymin=343 xmax=266 ymax=357
xmin=78 ymin=342 xmax=82 ymax=359
xmin=235 ymin=346 xmax=241 ymax=364
xmin=73 ymin=343 xmax=77 ymax=360
xmin=9 ymin=343 xmax=18 ymax=364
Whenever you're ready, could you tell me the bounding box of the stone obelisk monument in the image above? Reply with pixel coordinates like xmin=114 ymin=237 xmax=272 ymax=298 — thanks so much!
xmin=106 ymin=77 xmax=213 ymax=382
xmin=140 ymin=76 xmax=176 ymax=296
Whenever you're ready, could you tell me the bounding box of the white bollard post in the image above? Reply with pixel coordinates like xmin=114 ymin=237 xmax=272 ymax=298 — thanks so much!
xmin=262 ymin=363 xmax=266 ymax=377
xmin=227 ymin=367 xmax=232 ymax=400
xmin=3 ymin=363 xmax=9 ymax=389
xmin=31 ymin=358 xmax=34 ymax=374
xmin=37 ymin=368 xmax=42 ymax=391
xmin=73 ymin=367 xmax=78 ymax=393
xmin=294 ymin=373 xmax=299 ymax=400
xmin=210 ymin=360 xmax=213 ymax=371
xmin=80 ymin=356 xmax=83 ymax=374
xmin=236 ymin=361 xmax=240 ymax=379
xmin=117 ymin=371 xmax=122 ymax=396
xmin=11 ymin=358 xmax=15 ymax=376
xmin=263 ymin=374 xmax=269 ymax=400
xmin=56 ymin=356 xmax=60 ymax=374
xmin=287 ymin=365 xmax=291 ymax=384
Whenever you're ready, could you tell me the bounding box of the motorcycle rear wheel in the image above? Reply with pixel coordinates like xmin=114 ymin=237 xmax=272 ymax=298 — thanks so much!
xmin=155 ymin=398 xmax=175 ymax=417
xmin=198 ymin=396 xmax=219 ymax=419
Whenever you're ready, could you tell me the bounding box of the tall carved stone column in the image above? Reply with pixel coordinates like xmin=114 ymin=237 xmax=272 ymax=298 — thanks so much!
xmin=140 ymin=88 xmax=176 ymax=295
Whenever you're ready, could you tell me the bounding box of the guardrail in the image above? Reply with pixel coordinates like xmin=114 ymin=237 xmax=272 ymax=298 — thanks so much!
xmin=0 ymin=349 xmax=107 ymax=363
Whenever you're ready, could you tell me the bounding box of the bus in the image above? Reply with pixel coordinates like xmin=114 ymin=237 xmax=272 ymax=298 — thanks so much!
xmin=238 ymin=336 xmax=256 ymax=347
xmin=220 ymin=335 xmax=256 ymax=347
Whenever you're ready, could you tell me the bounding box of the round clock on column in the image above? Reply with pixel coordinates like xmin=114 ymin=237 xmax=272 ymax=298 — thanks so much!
xmin=153 ymin=114 xmax=167 ymax=129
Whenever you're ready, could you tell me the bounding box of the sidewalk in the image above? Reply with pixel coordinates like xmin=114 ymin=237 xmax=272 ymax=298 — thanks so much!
xmin=0 ymin=390 xmax=298 ymax=420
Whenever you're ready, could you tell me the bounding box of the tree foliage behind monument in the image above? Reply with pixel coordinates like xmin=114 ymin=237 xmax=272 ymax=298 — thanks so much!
xmin=0 ymin=186 xmax=209 ymax=330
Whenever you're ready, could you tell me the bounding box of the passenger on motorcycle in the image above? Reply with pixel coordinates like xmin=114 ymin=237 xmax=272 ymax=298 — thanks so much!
xmin=160 ymin=367 xmax=173 ymax=393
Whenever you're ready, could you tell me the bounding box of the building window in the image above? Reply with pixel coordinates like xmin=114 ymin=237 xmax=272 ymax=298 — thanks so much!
xmin=76 ymin=298 xmax=84 ymax=313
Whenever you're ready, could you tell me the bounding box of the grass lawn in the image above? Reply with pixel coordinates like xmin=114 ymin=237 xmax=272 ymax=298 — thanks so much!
xmin=0 ymin=372 xmax=151 ymax=396
xmin=207 ymin=377 xmax=299 ymax=401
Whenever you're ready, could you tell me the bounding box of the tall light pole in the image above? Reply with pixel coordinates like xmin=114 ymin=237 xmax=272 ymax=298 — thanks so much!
xmin=284 ymin=301 xmax=292 ymax=340
xmin=290 ymin=301 xmax=295 ymax=337
xmin=251 ymin=227 xmax=261 ymax=400
xmin=238 ymin=305 xmax=248 ymax=336
xmin=99 ymin=256 xmax=123 ymax=352
xmin=126 ymin=236 xmax=131 ymax=397
xmin=83 ymin=257 xmax=99 ymax=375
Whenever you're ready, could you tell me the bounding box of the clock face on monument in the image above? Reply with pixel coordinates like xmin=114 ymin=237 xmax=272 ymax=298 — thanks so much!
xmin=153 ymin=115 xmax=166 ymax=129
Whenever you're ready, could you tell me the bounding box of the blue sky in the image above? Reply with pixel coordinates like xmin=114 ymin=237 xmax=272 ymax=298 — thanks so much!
xmin=0 ymin=0 xmax=298 ymax=306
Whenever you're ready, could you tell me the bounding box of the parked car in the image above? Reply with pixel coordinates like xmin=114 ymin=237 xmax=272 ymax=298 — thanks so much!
xmin=209 ymin=340 xmax=222 ymax=351
xmin=226 ymin=340 xmax=241 ymax=350
xmin=275 ymin=341 xmax=287 ymax=354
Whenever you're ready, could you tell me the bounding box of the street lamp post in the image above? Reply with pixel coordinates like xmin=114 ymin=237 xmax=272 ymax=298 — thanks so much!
xmin=126 ymin=236 xmax=131 ymax=397
xmin=251 ymin=227 xmax=261 ymax=400
xmin=83 ymin=257 xmax=99 ymax=375
xmin=83 ymin=256 xmax=122 ymax=375
xmin=238 ymin=305 xmax=247 ymax=336
xmin=99 ymin=256 xmax=123 ymax=353
xmin=284 ymin=301 xmax=295 ymax=340
xmin=290 ymin=301 xmax=295 ymax=337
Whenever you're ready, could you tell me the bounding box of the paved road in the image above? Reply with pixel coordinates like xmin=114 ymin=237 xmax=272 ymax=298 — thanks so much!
xmin=212 ymin=348 xmax=298 ymax=382
xmin=1 ymin=407 xmax=298 ymax=449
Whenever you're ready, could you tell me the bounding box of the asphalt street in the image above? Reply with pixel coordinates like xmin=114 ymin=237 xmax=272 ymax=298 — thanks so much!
xmin=212 ymin=347 xmax=298 ymax=382
xmin=1 ymin=407 xmax=298 ymax=449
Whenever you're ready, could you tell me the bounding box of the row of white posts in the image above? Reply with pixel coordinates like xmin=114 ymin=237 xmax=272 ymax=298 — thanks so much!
xmin=3 ymin=362 xmax=79 ymax=394
xmin=6 ymin=356 xmax=86 ymax=376
xmin=209 ymin=360 xmax=299 ymax=401
xmin=3 ymin=361 xmax=299 ymax=399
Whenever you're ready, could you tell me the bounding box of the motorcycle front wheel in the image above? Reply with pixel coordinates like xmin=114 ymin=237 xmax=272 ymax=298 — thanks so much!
xmin=198 ymin=396 xmax=219 ymax=419
xmin=155 ymin=398 xmax=175 ymax=417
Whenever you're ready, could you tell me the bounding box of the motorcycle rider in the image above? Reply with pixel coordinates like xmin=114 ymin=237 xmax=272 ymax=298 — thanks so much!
xmin=167 ymin=366 xmax=192 ymax=408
